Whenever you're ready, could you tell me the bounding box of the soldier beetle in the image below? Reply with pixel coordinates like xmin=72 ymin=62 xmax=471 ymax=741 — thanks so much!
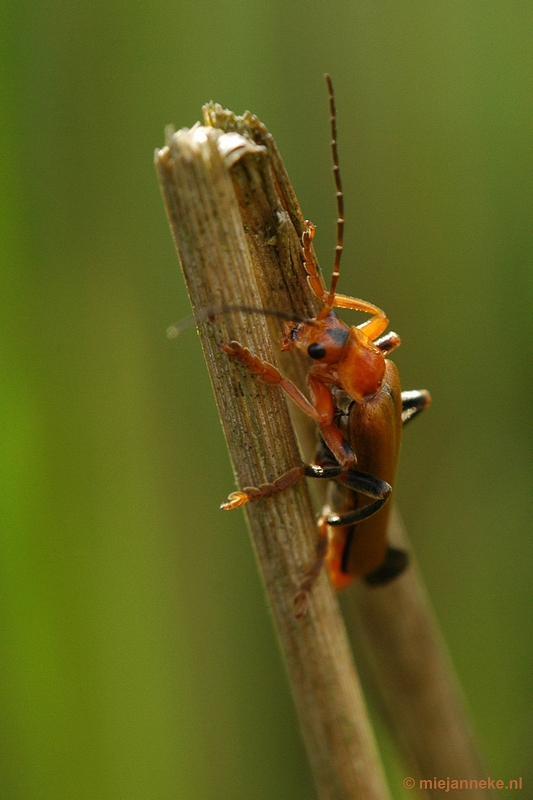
xmin=216 ymin=76 xmax=431 ymax=615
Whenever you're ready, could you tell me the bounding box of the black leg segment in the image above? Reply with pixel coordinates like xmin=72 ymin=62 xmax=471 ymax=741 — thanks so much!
xmin=401 ymin=389 xmax=431 ymax=426
xmin=326 ymin=469 xmax=392 ymax=526
xmin=304 ymin=463 xmax=344 ymax=480
xmin=364 ymin=546 xmax=409 ymax=585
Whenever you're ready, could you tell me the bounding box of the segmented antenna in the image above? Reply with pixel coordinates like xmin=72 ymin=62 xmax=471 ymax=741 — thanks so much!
xmin=324 ymin=74 xmax=344 ymax=310
xmin=167 ymin=305 xmax=316 ymax=338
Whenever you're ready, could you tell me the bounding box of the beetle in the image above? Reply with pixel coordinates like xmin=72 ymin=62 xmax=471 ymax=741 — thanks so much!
xmin=219 ymin=75 xmax=431 ymax=615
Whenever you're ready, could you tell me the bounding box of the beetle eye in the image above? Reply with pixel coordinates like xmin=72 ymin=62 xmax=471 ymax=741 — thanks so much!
xmin=308 ymin=343 xmax=327 ymax=359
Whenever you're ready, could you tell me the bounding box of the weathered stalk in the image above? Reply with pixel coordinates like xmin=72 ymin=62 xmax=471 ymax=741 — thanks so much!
xmin=343 ymin=506 xmax=490 ymax=798
xmin=155 ymin=112 xmax=390 ymax=800
xmin=156 ymin=102 xmax=491 ymax=800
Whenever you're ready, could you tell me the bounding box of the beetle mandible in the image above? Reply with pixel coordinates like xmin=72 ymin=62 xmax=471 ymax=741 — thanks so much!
xmin=220 ymin=75 xmax=431 ymax=616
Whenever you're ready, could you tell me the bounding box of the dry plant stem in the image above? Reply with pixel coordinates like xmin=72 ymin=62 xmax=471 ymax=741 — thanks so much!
xmin=198 ymin=111 xmax=492 ymax=796
xmin=343 ymin=507 xmax=491 ymax=799
xmin=155 ymin=120 xmax=390 ymax=800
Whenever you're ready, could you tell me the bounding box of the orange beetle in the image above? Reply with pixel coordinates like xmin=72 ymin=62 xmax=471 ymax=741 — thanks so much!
xmin=221 ymin=76 xmax=430 ymax=615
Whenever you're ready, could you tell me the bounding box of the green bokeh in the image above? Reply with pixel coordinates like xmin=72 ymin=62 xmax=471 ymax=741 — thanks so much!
xmin=1 ymin=1 xmax=532 ymax=797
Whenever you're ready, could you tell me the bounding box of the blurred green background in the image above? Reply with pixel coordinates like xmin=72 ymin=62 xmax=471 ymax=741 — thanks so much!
xmin=2 ymin=1 xmax=532 ymax=797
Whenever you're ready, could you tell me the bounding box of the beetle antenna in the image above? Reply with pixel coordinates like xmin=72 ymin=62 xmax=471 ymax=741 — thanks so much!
xmin=206 ymin=304 xmax=315 ymax=325
xmin=167 ymin=305 xmax=316 ymax=338
xmin=167 ymin=316 xmax=196 ymax=338
xmin=324 ymin=74 xmax=344 ymax=311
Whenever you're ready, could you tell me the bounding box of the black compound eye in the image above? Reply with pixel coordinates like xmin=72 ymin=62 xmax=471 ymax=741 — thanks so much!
xmin=308 ymin=343 xmax=327 ymax=360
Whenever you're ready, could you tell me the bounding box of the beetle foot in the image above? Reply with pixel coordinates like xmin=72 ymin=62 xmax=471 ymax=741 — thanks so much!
xmin=293 ymin=589 xmax=310 ymax=618
xmin=220 ymin=491 xmax=251 ymax=510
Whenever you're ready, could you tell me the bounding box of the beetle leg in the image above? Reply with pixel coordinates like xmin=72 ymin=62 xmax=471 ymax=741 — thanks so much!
xmin=221 ymin=466 xmax=305 ymax=509
xmin=401 ymin=389 xmax=432 ymax=426
xmin=301 ymin=223 xmax=391 ymax=336
xmin=364 ymin=546 xmax=408 ymax=585
xmin=316 ymin=293 xmax=390 ymax=338
xmin=221 ymin=340 xmax=359 ymax=506
xmin=374 ymin=331 xmax=401 ymax=355
xmin=303 ymin=464 xmax=344 ymax=480
xmin=326 ymin=470 xmax=392 ymax=526
xmin=221 ymin=340 xmax=326 ymax=424
xmin=307 ymin=374 xmax=356 ymax=469
xmin=301 ymin=220 xmax=329 ymax=302
xmin=220 ymin=463 xmax=344 ymax=510
xmin=293 ymin=515 xmax=329 ymax=618
xmin=222 ymin=340 xmax=356 ymax=465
